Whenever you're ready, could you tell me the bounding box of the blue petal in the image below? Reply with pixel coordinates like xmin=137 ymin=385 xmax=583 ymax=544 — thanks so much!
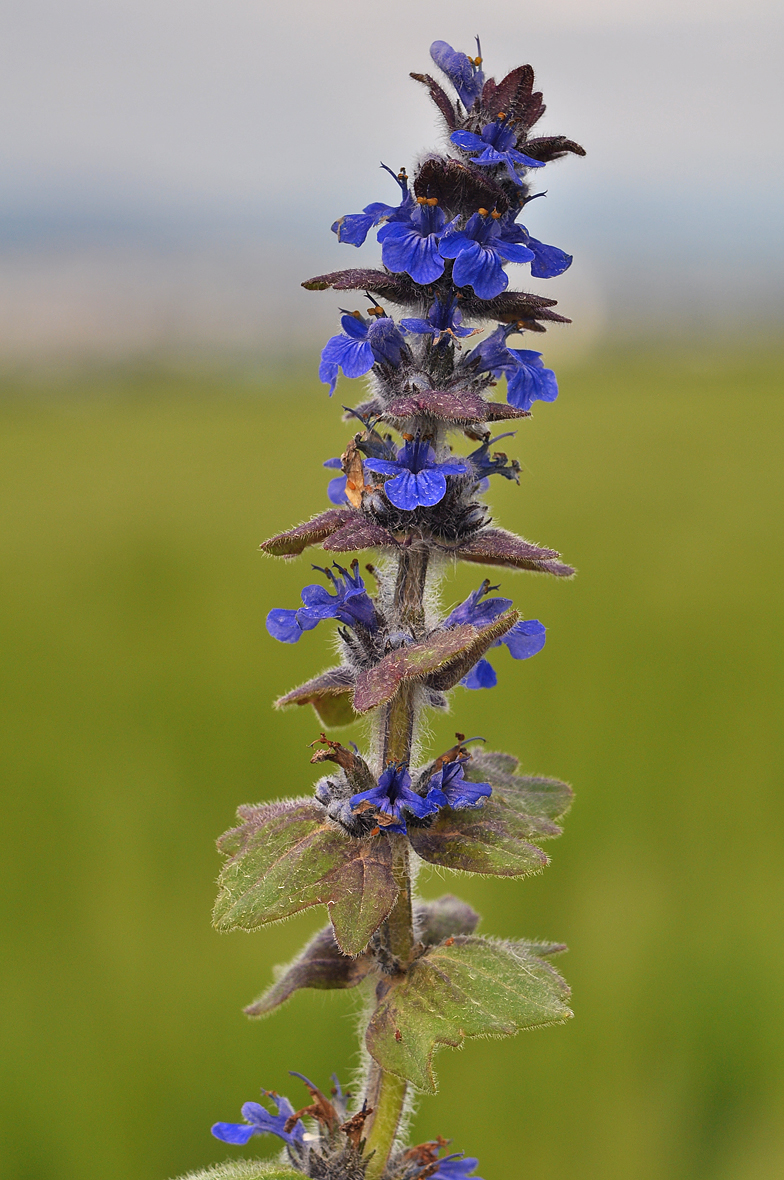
xmin=383 ymin=470 xmax=420 ymax=510
xmin=507 ymin=147 xmax=546 ymax=169
xmin=451 ymin=129 xmax=484 ymax=151
xmin=503 ymin=619 xmax=546 ymax=660
xmin=318 ymin=359 xmax=339 ymax=396
xmin=399 ymin=316 xmax=435 ymax=334
xmin=462 ymin=658 xmax=497 ymax=689
xmin=266 ymin=609 xmax=302 ymax=644
xmin=506 ymin=361 xmax=558 ymax=410
xmin=363 ymin=457 xmax=404 ymax=477
xmin=340 ymin=314 xmax=370 ymax=340
xmin=526 ymin=236 xmax=573 ymax=279
xmin=451 ymin=243 xmax=508 ymax=299
xmin=321 ymin=334 xmax=375 ymax=380
xmin=495 ymin=240 xmax=536 ymax=266
xmin=211 ymin=1121 xmax=257 ymax=1145
xmin=327 ymin=474 xmax=348 ymax=505
xmin=412 ymin=468 xmax=448 ymax=507
xmin=379 ymin=223 xmax=446 ymax=284
xmin=434 ymin=1155 xmax=484 ymax=1179
xmin=332 ymin=212 xmax=375 ymax=246
xmin=437 ymin=458 xmax=470 ymax=476
xmin=299 ymin=584 xmax=336 ymax=609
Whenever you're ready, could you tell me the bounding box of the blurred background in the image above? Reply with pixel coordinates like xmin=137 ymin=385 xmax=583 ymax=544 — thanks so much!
xmin=1 ymin=2 xmax=783 ymax=1179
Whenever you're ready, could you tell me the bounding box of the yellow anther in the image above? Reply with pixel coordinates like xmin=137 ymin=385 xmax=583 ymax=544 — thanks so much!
xmin=416 ymin=195 xmax=428 ymax=205
xmin=477 ymin=207 xmax=489 ymax=217
xmin=491 ymin=210 xmax=502 ymax=219
xmin=497 ymin=110 xmax=505 ymax=119
xmin=426 ymin=196 xmax=438 ymax=206
xmin=367 ymin=304 xmax=384 ymax=317
xmin=349 ymin=310 xmax=362 ymax=318
xmin=473 ymin=56 xmax=483 ymax=66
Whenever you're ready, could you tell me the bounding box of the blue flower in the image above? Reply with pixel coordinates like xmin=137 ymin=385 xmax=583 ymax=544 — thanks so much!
xmin=467 ymin=432 xmax=520 ymax=482
xmin=451 ymin=119 xmax=545 ymax=185
xmin=444 ymin=580 xmax=546 ymax=689
xmin=363 ymin=438 xmax=469 ymax=511
xmin=331 ymin=164 xmax=414 ymax=247
xmin=519 ymin=227 xmax=572 ymax=279
xmin=319 ymin=310 xmax=408 ymax=396
xmin=432 ymin=1154 xmax=485 ymax=1179
xmin=400 ymin=295 xmax=480 ymax=345
xmin=430 ymin=38 xmax=485 ymax=110
xmin=266 ymin=561 xmax=377 ymax=644
xmin=427 ymin=757 xmax=491 ymax=810
xmin=212 ymin=1090 xmax=305 ymax=1147
xmin=439 ymin=212 xmax=536 ymax=300
xmin=377 ymin=199 xmax=455 ymax=284
xmin=323 ymin=457 xmax=347 ymax=505
xmin=351 ymin=762 xmax=442 ymax=833
xmin=467 ymin=325 xmax=558 ymax=410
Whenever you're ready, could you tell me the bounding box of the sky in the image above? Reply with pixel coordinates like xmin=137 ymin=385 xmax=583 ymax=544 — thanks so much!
xmin=1 ymin=0 xmax=782 ymax=357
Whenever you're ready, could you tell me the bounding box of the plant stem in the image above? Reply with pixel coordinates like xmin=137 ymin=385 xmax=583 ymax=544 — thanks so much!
xmin=363 ymin=546 xmax=430 ymax=1178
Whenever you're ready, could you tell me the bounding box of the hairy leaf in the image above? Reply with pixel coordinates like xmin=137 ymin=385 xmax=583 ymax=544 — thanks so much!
xmin=453 ymin=527 xmax=575 ymax=576
xmin=383 ymin=389 xmax=529 ymax=426
xmin=352 ymin=611 xmax=519 ymax=712
xmin=260 ymin=509 xmax=356 ymax=557
xmin=244 ymin=925 xmax=373 ymax=1017
xmin=407 ymin=801 xmax=551 ymax=877
xmin=171 ymin=1163 xmax=302 ymax=1180
xmin=275 ymin=666 xmax=357 ymax=728
xmin=366 ymin=936 xmax=571 ymax=1091
xmin=214 ymin=800 xmax=397 ymax=955
xmin=409 ymin=72 xmax=458 ymax=129
xmin=465 ymin=751 xmax=574 ymax=823
xmin=415 ymin=894 xmax=480 ymax=945
xmin=323 ymin=518 xmax=399 ymax=552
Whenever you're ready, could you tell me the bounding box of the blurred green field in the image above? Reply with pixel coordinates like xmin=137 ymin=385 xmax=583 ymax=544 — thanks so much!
xmin=1 ymin=346 xmax=783 ymax=1180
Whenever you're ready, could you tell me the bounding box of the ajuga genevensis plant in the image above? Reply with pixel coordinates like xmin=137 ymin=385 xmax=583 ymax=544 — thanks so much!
xmin=178 ymin=37 xmax=584 ymax=1180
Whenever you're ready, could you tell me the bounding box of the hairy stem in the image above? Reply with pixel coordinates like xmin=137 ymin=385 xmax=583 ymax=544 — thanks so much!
xmin=363 ymin=547 xmax=430 ymax=1177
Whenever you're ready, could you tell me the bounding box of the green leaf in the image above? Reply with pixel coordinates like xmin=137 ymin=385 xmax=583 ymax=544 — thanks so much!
xmin=465 ymin=751 xmax=574 ymax=823
xmin=352 ymin=611 xmax=519 ymax=713
xmin=407 ymin=802 xmax=551 ymax=876
xmin=214 ymin=800 xmax=398 ymax=956
xmin=170 ymin=1161 xmax=302 ymax=1180
xmin=275 ymin=666 xmax=357 ymax=729
xmin=365 ymin=936 xmax=572 ymax=1092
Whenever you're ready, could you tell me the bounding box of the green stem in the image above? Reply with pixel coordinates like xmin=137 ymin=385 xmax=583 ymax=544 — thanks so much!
xmin=363 ymin=546 xmax=429 ymax=1178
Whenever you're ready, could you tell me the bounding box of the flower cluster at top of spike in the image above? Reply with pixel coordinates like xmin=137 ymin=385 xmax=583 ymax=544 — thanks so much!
xmin=223 ymin=37 xmax=583 ymax=1180
xmin=212 ymin=1072 xmax=484 ymax=1180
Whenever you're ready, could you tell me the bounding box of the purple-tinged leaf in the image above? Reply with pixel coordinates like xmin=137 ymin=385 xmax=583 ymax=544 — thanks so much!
xmin=301 ymin=269 xmax=421 ymax=303
xmin=482 ymin=64 xmax=535 ymax=119
xmin=352 ymin=611 xmax=519 ymax=713
xmin=384 ymin=389 xmax=529 ymax=426
xmin=409 ymin=72 xmax=458 ymax=129
xmin=523 ymin=135 xmax=586 ymax=162
xmin=275 ymin=666 xmax=357 ymax=729
xmin=214 ymin=799 xmax=398 ymax=955
xmin=365 ymin=935 xmax=572 ymax=1092
xmin=413 ymin=156 xmax=508 ymax=216
xmin=452 ymin=527 xmax=575 ymax=576
xmin=244 ymin=925 xmax=373 ymax=1018
xmin=414 ymin=894 xmax=480 ymax=945
xmin=323 ymin=519 xmax=399 ymax=552
xmin=260 ymin=509 xmax=356 ymax=558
